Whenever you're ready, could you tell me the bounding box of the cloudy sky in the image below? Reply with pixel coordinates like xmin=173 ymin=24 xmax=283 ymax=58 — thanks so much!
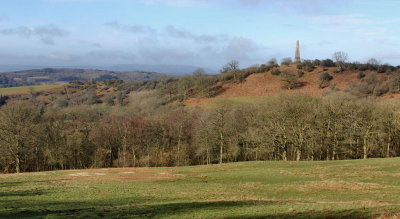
xmin=0 ymin=0 xmax=399 ymax=70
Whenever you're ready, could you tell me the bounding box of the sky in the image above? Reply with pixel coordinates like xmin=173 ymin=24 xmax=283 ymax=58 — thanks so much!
xmin=0 ymin=0 xmax=399 ymax=70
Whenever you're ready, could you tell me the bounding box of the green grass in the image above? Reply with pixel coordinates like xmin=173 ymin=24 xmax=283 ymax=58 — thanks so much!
xmin=0 ymin=84 xmax=64 ymax=95
xmin=1 ymin=158 xmax=400 ymax=218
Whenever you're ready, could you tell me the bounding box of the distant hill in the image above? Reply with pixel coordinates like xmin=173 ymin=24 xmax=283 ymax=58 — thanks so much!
xmin=0 ymin=64 xmax=217 ymax=75
xmin=105 ymin=64 xmax=216 ymax=75
xmin=0 ymin=68 xmax=164 ymax=87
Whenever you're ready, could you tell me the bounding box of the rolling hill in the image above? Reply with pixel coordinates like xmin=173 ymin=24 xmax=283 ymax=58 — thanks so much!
xmin=184 ymin=65 xmax=398 ymax=107
xmin=0 ymin=68 xmax=164 ymax=88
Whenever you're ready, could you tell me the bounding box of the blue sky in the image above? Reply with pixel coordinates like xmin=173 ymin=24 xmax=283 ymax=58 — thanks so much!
xmin=0 ymin=0 xmax=399 ymax=70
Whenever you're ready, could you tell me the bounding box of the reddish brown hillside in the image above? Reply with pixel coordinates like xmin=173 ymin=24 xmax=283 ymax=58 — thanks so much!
xmin=185 ymin=66 xmax=385 ymax=107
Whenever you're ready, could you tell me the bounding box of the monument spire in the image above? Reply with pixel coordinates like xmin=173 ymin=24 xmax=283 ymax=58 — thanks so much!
xmin=295 ymin=40 xmax=301 ymax=63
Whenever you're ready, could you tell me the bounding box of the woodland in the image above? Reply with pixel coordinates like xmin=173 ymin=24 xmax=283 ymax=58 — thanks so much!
xmin=1 ymin=57 xmax=400 ymax=173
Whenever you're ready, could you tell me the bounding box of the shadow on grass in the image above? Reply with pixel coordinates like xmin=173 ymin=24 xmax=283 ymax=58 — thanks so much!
xmin=0 ymin=189 xmax=46 ymax=197
xmin=127 ymin=201 xmax=384 ymax=219
xmin=0 ymin=207 xmax=97 ymax=219
xmin=0 ymin=181 xmax=26 ymax=188
xmin=0 ymin=199 xmax=393 ymax=218
xmin=0 ymin=181 xmax=50 ymax=197
xmin=226 ymin=208 xmax=378 ymax=219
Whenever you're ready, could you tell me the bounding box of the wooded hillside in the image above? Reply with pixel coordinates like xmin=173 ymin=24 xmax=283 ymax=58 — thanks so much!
xmin=1 ymin=59 xmax=400 ymax=173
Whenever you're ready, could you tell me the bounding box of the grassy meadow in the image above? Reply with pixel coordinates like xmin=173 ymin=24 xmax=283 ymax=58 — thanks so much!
xmin=1 ymin=158 xmax=400 ymax=218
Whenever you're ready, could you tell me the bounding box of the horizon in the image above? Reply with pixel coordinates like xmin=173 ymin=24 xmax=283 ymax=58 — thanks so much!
xmin=1 ymin=0 xmax=399 ymax=70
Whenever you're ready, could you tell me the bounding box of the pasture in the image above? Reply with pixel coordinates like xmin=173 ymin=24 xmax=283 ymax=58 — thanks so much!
xmin=1 ymin=158 xmax=400 ymax=218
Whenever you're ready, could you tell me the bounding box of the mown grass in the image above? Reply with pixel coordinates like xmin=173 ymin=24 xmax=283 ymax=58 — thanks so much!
xmin=1 ymin=158 xmax=400 ymax=218
xmin=0 ymin=84 xmax=64 ymax=95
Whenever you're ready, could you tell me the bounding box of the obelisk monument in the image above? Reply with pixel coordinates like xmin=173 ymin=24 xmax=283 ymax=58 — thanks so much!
xmin=295 ymin=40 xmax=301 ymax=63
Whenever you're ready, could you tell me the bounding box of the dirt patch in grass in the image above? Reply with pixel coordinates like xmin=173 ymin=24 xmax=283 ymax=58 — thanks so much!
xmin=239 ymin=182 xmax=263 ymax=188
xmin=64 ymin=168 xmax=183 ymax=182
xmin=280 ymin=165 xmax=392 ymax=180
xmin=296 ymin=180 xmax=386 ymax=192
xmin=376 ymin=212 xmax=400 ymax=219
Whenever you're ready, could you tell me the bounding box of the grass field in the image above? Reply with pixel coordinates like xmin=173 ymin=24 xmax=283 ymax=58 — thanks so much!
xmin=0 ymin=84 xmax=64 ymax=95
xmin=1 ymin=158 xmax=400 ymax=218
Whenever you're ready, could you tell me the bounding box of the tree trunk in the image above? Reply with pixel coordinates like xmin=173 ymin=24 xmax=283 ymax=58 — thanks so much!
xmin=387 ymin=132 xmax=391 ymax=158
xmin=326 ymin=147 xmax=330 ymax=161
xmin=296 ymin=148 xmax=301 ymax=161
xmin=363 ymin=134 xmax=368 ymax=159
xmin=332 ymin=125 xmax=338 ymax=161
xmin=122 ymin=135 xmax=126 ymax=167
xmin=16 ymin=154 xmax=20 ymax=173
xmin=219 ymin=130 xmax=224 ymax=164
xmin=282 ymin=147 xmax=287 ymax=161
xmin=206 ymin=137 xmax=210 ymax=165
xmin=311 ymin=142 xmax=315 ymax=161
xmin=177 ymin=123 xmax=183 ymax=166
xmin=132 ymin=148 xmax=136 ymax=167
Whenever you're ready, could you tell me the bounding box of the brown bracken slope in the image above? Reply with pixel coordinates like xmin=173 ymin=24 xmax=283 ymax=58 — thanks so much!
xmin=184 ymin=65 xmax=390 ymax=107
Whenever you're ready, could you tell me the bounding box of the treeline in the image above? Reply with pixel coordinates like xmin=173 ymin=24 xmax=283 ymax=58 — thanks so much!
xmin=1 ymin=93 xmax=400 ymax=173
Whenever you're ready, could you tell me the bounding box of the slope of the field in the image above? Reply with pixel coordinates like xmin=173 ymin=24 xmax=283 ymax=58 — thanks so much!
xmin=185 ymin=66 xmax=381 ymax=107
xmin=1 ymin=158 xmax=399 ymax=218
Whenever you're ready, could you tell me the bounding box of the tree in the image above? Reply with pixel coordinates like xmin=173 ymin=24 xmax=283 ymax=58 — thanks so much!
xmin=319 ymin=72 xmax=333 ymax=88
xmin=209 ymin=100 xmax=233 ymax=164
xmin=177 ymin=75 xmax=194 ymax=100
xmin=193 ymin=68 xmax=206 ymax=77
xmin=366 ymin=58 xmax=379 ymax=71
xmin=280 ymin=70 xmax=302 ymax=90
xmin=0 ymin=102 xmax=41 ymax=173
xmin=367 ymin=58 xmax=379 ymax=66
xmin=281 ymin=57 xmax=292 ymax=66
xmin=320 ymin=59 xmax=335 ymax=67
xmin=116 ymin=91 xmax=125 ymax=106
xmin=220 ymin=60 xmax=239 ymax=73
xmin=193 ymin=70 xmax=215 ymax=98
xmin=267 ymin=58 xmax=278 ymax=68
xmin=333 ymin=51 xmax=348 ymax=72
xmin=104 ymin=94 xmax=115 ymax=106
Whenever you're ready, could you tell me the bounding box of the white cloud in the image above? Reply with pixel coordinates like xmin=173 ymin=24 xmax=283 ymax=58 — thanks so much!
xmin=104 ymin=21 xmax=157 ymax=34
xmin=306 ymin=14 xmax=371 ymax=26
xmin=305 ymin=13 xmax=390 ymax=36
xmin=139 ymin=0 xmax=210 ymax=7
xmin=0 ymin=24 xmax=68 ymax=45
xmin=166 ymin=25 xmax=227 ymax=43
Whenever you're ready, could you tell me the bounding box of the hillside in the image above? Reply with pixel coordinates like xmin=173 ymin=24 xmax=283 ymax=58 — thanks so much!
xmin=0 ymin=68 xmax=164 ymax=88
xmin=1 ymin=158 xmax=399 ymax=218
xmin=2 ymin=61 xmax=400 ymax=175
xmin=184 ymin=65 xmax=396 ymax=107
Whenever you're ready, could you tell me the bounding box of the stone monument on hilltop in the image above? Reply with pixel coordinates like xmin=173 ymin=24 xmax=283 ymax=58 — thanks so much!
xmin=295 ymin=40 xmax=301 ymax=63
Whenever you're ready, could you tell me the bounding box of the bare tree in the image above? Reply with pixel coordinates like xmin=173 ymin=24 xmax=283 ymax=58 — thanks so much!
xmin=220 ymin=60 xmax=239 ymax=73
xmin=0 ymin=102 xmax=41 ymax=173
xmin=367 ymin=58 xmax=379 ymax=66
xmin=333 ymin=51 xmax=348 ymax=72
